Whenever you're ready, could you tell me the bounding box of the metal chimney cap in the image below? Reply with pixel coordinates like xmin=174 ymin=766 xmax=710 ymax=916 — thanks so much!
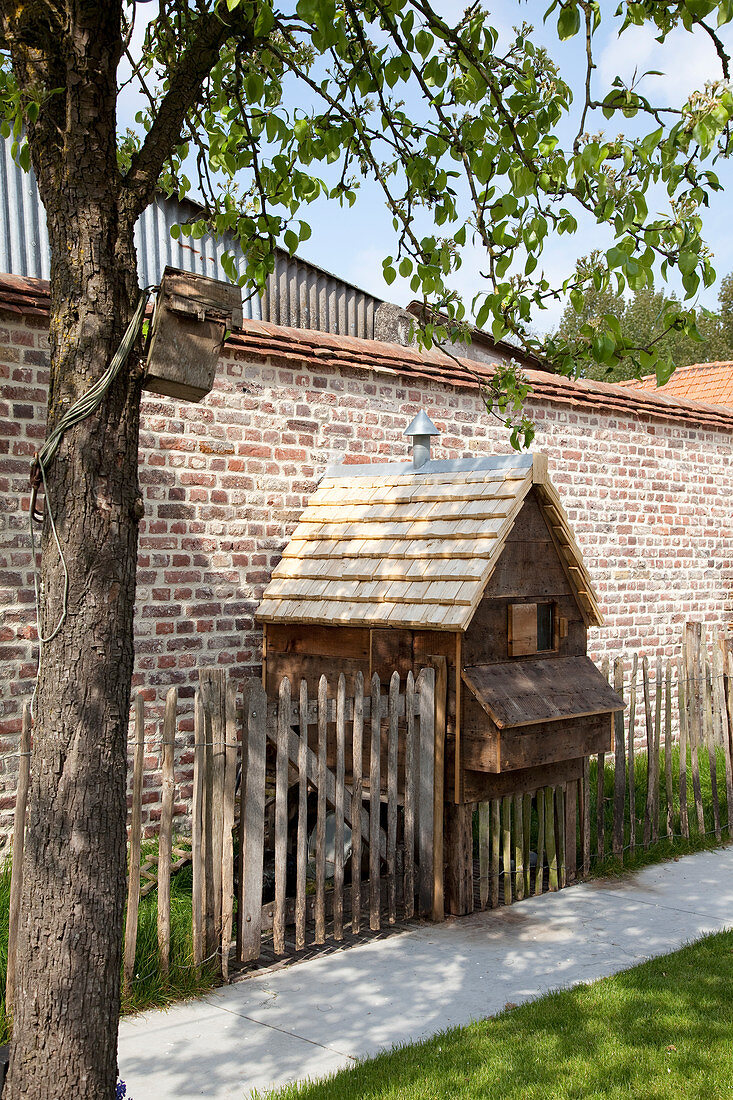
xmin=404 ymin=410 xmax=440 ymax=438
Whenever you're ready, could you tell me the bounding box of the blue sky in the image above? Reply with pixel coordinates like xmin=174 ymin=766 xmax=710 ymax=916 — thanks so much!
xmin=120 ymin=2 xmax=733 ymax=334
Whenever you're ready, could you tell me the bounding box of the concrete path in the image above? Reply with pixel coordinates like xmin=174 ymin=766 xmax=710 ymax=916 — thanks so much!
xmin=117 ymin=846 xmax=733 ymax=1099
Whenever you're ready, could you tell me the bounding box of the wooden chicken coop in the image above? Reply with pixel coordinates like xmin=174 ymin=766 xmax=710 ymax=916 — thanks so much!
xmin=256 ymin=414 xmax=624 ymax=915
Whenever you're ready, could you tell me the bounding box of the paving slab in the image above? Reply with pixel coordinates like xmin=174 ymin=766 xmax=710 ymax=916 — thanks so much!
xmin=117 ymin=845 xmax=733 ymax=1099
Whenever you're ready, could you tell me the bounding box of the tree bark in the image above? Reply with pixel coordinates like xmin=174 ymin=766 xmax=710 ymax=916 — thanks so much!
xmin=0 ymin=1 xmax=257 ymax=1093
xmin=2 ymin=4 xmax=141 ymax=1097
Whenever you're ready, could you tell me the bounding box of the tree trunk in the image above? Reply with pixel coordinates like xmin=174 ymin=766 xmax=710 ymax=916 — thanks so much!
xmin=3 ymin=5 xmax=142 ymax=1097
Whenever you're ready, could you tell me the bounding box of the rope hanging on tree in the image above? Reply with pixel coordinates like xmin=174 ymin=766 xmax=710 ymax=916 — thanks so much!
xmin=28 ymin=287 xmax=155 ymax=714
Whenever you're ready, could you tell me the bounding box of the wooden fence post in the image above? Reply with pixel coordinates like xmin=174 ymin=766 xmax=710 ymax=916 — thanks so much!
xmin=545 ymin=786 xmax=557 ymax=891
xmin=416 ymin=666 xmax=435 ymax=919
xmin=237 ymin=678 xmax=267 ymax=964
xmin=122 ymin=695 xmax=145 ymax=996
xmin=274 ymin=677 xmax=290 ymax=955
xmin=502 ymin=794 xmax=512 ymax=904
xmin=315 ymin=674 xmax=328 ymax=943
xmin=478 ymin=802 xmax=489 ymax=909
xmin=535 ymin=788 xmax=545 ymax=895
xmin=664 ymin=660 xmax=674 ymax=839
xmin=351 ymin=671 xmax=364 ymax=934
xmin=192 ymin=690 xmax=205 ymax=967
xmin=684 ymin=623 xmax=706 ymax=835
xmin=565 ymin=781 xmax=577 ymax=884
xmin=334 ymin=674 xmax=347 ymax=940
xmin=642 ymin=656 xmax=654 ymax=848
xmin=597 ymin=655 xmax=609 ymax=862
xmin=678 ymin=657 xmax=689 ymax=840
xmin=489 ymin=799 xmax=500 ymax=906
xmin=581 ymin=757 xmax=590 ymax=876
xmin=386 ymin=671 xmax=399 ymax=926
xmin=702 ymin=638 xmax=721 ymax=841
xmin=627 ymin=653 xmax=637 ymax=853
xmin=715 ymin=646 xmax=733 ymax=834
xmin=157 ymin=686 xmax=176 ymax=975
xmin=295 ymin=679 xmax=309 ymax=952
xmin=513 ymin=794 xmax=524 ymax=901
xmin=220 ymin=677 xmax=238 ymax=980
xmin=431 ymin=657 xmax=447 ymax=923
xmin=556 ymin=784 xmax=566 ymax=889
xmin=652 ymin=656 xmax=662 ymax=845
xmin=726 ymin=652 xmax=733 ymax=833
xmin=7 ymin=704 xmax=31 ymax=1015
xmin=369 ymin=672 xmax=381 ymax=931
xmin=403 ymin=671 xmax=416 ymax=921
xmin=200 ymin=668 xmax=226 ymax=958
xmin=612 ymin=657 xmax=625 ymax=860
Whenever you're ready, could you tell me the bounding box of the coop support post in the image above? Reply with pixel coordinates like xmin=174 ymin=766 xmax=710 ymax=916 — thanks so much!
xmin=444 ymin=801 xmax=473 ymax=915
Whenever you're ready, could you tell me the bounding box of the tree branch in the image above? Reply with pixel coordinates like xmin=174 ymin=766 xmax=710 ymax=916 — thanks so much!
xmin=119 ymin=3 xmax=256 ymax=224
xmin=697 ymin=17 xmax=730 ymax=81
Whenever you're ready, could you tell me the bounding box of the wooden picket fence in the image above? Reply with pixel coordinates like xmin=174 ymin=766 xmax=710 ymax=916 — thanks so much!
xmin=474 ymin=624 xmax=733 ymax=910
xmin=6 ymin=623 xmax=733 ymax=1002
xmin=121 ymin=666 xmax=437 ymax=985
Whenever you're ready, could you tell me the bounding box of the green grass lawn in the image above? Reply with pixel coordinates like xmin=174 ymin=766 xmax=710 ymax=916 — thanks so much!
xmin=265 ymin=929 xmax=733 ymax=1100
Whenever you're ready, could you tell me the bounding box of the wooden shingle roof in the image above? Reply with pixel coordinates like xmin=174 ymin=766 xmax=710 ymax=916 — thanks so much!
xmin=257 ymin=453 xmax=603 ymax=631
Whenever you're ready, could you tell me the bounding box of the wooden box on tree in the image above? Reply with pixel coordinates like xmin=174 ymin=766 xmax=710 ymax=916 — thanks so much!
xmin=143 ymin=266 xmax=243 ymax=402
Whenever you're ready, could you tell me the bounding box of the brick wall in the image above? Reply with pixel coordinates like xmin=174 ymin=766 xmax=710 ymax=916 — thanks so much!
xmin=2 ymin=304 xmax=732 ymax=837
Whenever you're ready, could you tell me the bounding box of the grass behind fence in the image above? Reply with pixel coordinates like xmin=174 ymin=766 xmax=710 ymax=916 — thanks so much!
xmin=121 ymin=861 xmax=218 ymax=1015
xmin=0 ymin=846 xmax=216 ymax=1043
xmin=589 ymin=744 xmax=730 ymax=877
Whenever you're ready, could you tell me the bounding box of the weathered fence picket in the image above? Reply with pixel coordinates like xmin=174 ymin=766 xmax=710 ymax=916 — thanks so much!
xmin=157 ymin=687 xmax=176 ymax=975
xmin=122 ymin=695 xmax=144 ymax=995
xmin=192 ymin=691 xmax=205 ymax=966
xmin=237 ymin=679 xmax=266 ymax=965
xmin=613 ymin=658 xmax=625 ymax=859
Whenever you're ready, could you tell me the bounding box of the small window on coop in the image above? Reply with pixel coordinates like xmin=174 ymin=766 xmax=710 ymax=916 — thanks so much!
xmin=508 ymin=602 xmax=556 ymax=657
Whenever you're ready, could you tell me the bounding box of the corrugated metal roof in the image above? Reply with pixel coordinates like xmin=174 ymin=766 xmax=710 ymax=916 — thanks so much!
xmin=0 ymin=137 xmax=51 ymax=281
xmin=0 ymin=135 xmax=381 ymax=335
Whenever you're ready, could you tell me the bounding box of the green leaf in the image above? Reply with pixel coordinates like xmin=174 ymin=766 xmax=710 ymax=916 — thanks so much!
xmin=570 ymin=287 xmax=584 ymax=314
xmin=245 ymin=72 xmax=265 ymax=103
xmin=415 ymin=29 xmax=433 ymax=58
xmin=557 ymin=3 xmax=581 ymax=40
xmin=254 ymin=4 xmax=275 ymax=34
xmin=678 ymin=250 xmax=697 ymax=275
